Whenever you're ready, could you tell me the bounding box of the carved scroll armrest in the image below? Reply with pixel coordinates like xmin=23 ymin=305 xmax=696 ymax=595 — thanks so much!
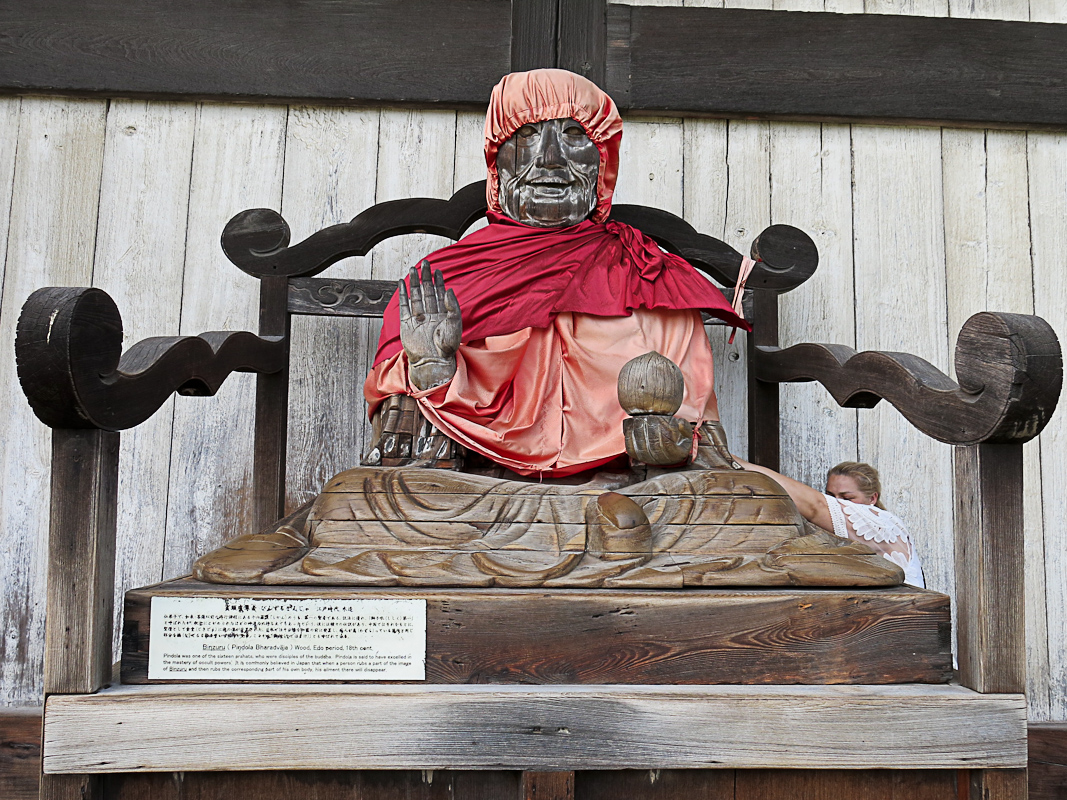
xmin=753 ymin=311 xmax=1062 ymax=445
xmin=16 ymin=287 xmax=287 ymax=431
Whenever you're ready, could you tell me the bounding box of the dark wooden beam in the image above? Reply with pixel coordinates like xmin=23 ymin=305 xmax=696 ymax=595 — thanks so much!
xmin=606 ymin=6 xmax=1067 ymax=130
xmin=511 ymin=0 xmax=558 ymax=72
xmin=0 ymin=0 xmax=510 ymax=107
xmin=3 ymin=2 xmax=1065 ymax=129
xmin=558 ymin=0 xmax=606 ymax=88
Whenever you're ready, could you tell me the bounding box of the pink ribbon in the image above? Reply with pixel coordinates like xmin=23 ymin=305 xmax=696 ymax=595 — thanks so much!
xmin=727 ymin=255 xmax=757 ymax=344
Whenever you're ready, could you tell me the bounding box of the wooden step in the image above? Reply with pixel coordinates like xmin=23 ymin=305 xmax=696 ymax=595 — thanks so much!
xmin=43 ymin=682 xmax=1026 ymax=773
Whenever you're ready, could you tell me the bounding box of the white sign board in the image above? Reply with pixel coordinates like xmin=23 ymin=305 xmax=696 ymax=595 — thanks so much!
xmin=148 ymin=596 xmax=426 ymax=680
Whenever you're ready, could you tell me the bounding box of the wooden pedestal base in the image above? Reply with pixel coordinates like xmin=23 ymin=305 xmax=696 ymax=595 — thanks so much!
xmin=122 ymin=578 xmax=951 ymax=685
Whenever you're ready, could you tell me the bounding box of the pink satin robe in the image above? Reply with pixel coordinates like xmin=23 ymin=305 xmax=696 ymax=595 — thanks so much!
xmin=365 ymin=308 xmax=719 ymax=477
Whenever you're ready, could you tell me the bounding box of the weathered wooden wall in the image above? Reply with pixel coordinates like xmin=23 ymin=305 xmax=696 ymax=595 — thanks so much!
xmin=0 ymin=0 xmax=1064 ymax=727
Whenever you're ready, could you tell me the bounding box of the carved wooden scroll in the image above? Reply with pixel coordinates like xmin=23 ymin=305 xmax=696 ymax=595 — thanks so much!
xmin=221 ymin=180 xmax=818 ymax=294
xmin=16 ymin=287 xmax=287 ymax=431
xmin=753 ymin=311 xmax=1062 ymax=445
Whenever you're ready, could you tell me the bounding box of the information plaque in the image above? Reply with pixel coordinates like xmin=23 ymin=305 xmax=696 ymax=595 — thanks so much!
xmin=148 ymin=596 xmax=426 ymax=680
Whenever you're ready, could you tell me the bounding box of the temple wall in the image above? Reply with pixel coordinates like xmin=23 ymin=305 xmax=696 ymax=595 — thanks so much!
xmin=0 ymin=0 xmax=1064 ymax=725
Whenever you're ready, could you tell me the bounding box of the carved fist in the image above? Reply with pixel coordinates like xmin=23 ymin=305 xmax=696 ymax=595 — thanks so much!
xmin=398 ymin=260 xmax=462 ymax=390
xmin=623 ymin=414 xmax=695 ymax=466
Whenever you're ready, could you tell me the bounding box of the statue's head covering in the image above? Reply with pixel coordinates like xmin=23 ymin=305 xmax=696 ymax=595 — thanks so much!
xmin=484 ymin=69 xmax=623 ymax=224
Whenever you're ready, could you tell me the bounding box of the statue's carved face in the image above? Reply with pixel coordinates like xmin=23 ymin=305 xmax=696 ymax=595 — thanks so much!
xmin=496 ymin=117 xmax=599 ymax=228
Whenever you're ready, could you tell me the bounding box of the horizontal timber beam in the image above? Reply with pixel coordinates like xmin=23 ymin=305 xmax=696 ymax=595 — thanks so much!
xmin=606 ymin=6 xmax=1067 ymax=130
xmin=0 ymin=2 xmax=1064 ymax=129
xmin=0 ymin=0 xmax=511 ymax=107
xmin=44 ymin=683 xmax=1026 ymax=772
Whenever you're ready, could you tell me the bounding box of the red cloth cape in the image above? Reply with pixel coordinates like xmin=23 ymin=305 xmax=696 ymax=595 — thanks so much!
xmin=373 ymin=212 xmax=749 ymax=366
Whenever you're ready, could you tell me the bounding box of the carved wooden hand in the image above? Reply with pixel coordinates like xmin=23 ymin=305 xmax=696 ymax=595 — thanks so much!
xmin=398 ymin=261 xmax=462 ymax=390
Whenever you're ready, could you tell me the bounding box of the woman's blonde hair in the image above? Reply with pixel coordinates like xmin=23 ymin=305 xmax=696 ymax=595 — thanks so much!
xmin=827 ymin=461 xmax=885 ymax=509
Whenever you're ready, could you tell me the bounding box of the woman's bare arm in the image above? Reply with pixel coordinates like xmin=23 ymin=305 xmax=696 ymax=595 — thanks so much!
xmin=735 ymin=458 xmax=836 ymax=533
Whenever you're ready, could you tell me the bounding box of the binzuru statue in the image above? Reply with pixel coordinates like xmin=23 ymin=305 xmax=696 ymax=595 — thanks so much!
xmin=193 ymin=69 xmax=903 ymax=589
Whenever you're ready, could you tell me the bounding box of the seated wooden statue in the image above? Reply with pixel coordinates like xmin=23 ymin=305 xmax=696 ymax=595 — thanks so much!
xmin=194 ymin=69 xmax=902 ymax=588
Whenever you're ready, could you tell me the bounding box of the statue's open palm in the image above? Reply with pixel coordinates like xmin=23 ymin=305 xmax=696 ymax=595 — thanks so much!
xmin=398 ymin=261 xmax=462 ymax=388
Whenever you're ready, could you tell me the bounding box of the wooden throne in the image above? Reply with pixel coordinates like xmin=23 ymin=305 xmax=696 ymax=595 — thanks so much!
xmin=15 ymin=181 xmax=1062 ymax=799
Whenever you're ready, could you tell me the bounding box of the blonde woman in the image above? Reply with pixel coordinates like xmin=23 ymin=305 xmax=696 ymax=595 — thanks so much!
xmin=737 ymin=459 xmax=925 ymax=587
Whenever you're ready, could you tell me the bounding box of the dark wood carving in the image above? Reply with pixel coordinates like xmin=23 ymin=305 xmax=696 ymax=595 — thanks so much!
xmin=287 ymin=278 xmax=397 ymax=317
xmin=16 ymin=287 xmax=286 ymax=431
xmin=606 ymin=6 xmax=1067 ymax=129
xmin=754 ymin=311 xmax=1062 ymax=446
xmin=223 ymin=181 xmax=818 ymax=293
xmin=121 ymin=580 xmax=952 ymax=686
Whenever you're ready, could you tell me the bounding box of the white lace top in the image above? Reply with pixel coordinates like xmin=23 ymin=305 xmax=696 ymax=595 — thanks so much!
xmin=823 ymin=495 xmax=925 ymax=587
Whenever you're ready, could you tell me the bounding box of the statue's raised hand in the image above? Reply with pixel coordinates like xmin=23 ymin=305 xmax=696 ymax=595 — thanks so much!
xmin=399 ymin=260 xmax=462 ymax=391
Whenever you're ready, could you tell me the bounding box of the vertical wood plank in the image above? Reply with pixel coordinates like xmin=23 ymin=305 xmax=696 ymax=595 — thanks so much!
xmin=725 ymin=120 xmax=772 ymax=459
xmin=558 ymin=0 xmax=607 ymax=87
xmin=39 ymin=774 xmax=101 ymax=800
xmin=1029 ymin=127 xmax=1067 ymax=723
xmin=522 ymin=771 xmax=574 ymax=800
xmin=454 ymin=110 xmax=490 ymax=237
xmin=44 ymin=429 xmax=119 ymax=695
xmin=0 ymin=97 xmax=20 ymax=300
xmin=772 ymin=121 xmax=858 ymax=488
xmin=370 ymin=110 xmax=458 ymax=282
xmin=90 ymin=99 xmax=196 ymax=660
xmin=281 ymin=106 xmax=381 ymax=507
xmin=954 ymin=444 xmax=1025 ymax=694
xmin=941 ymin=123 xmax=1048 ymax=717
xmin=1028 ymin=0 xmax=1067 ymax=733
xmin=735 ymin=768 xmax=959 ymax=799
xmin=162 ymin=103 xmax=286 ymax=580
xmin=851 ymin=121 xmax=953 ymax=605
xmin=969 ymin=768 xmax=1028 ymax=800
xmin=613 ymin=116 xmax=684 ymax=214
xmin=682 ymin=118 xmax=749 ymax=458
xmin=511 ymin=0 xmax=558 ymax=71
xmin=0 ymin=97 xmax=107 ymax=707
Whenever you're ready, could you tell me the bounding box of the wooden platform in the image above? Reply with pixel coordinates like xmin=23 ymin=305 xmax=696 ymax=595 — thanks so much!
xmin=122 ymin=579 xmax=952 ymax=685
xmin=43 ymin=682 xmax=1026 ymax=773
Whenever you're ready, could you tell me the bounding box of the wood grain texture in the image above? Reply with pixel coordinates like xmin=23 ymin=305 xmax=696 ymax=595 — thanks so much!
xmin=681 ymin=118 xmax=749 ymax=458
xmin=575 ymin=769 xmax=736 ymax=800
xmin=1028 ymin=723 xmax=1067 ymax=800
xmin=280 ymin=106 xmax=383 ymax=512
xmin=773 ymin=121 xmax=858 ymax=490
xmin=558 ymin=0 xmax=607 ymax=87
xmin=968 ymin=769 xmax=1027 ymax=800
xmin=940 ymin=119 xmax=1050 ymax=718
xmin=0 ymin=97 xmax=107 ymax=707
xmin=41 ymin=682 xmax=1027 ymax=772
xmin=734 ymin=769 xmax=959 ymax=800
xmin=0 ymin=0 xmax=509 ymax=106
xmin=121 ymin=580 xmax=952 ymax=685
xmin=161 ymin=104 xmax=286 ymax=582
xmin=954 ymin=444 xmax=1025 ymax=695
xmin=0 ymin=708 xmax=42 ymax=800
xmin=44 ymin=428 xmax=119 ymax=695
xmin=370 ymin=110 xmax=459 ymax=282
xmin=100 ymin=770 xmax=522 ymax=800
xmin=604 ymin=6 xmax=1067 ymax=128
xmin=89 ymin=98 xmax=196 ymax=676
xmin=1029 ymin=127 xmax=1067 ymax=722
xmin=850 ymin=121 xmax=955 ymax=622
xmin=511 ymin=0 xmax=557 ymax=72
xmin=522 ymin=771 xmax=573 ymax=800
